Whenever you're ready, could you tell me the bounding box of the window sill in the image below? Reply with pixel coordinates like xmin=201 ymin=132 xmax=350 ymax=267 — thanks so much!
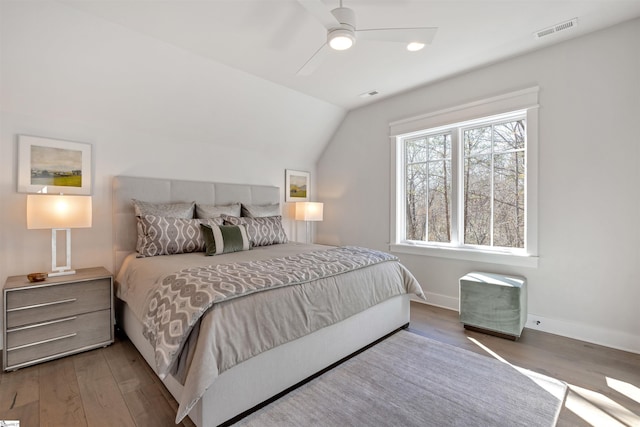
xmin=389 ymin=243 xmax=539 ymax=268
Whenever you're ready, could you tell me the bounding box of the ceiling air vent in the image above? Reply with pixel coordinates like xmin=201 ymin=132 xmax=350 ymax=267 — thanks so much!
xmin=359 ymin=90 xmax=379 ymax=98
xmin=534 ymin=18 xmax=578 ymax=39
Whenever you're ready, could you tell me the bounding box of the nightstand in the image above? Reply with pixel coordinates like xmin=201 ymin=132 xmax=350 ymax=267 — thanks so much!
xmin=3 ymin=267 xmax=114 ymax=371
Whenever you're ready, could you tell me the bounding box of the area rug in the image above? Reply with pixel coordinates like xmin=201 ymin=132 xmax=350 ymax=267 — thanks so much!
xmin=234 ymin=330 xmax=567 ymax=426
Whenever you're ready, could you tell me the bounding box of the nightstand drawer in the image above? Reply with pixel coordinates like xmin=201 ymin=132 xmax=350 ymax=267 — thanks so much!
xmin=3 ymin=267 xmax=114 ymax=371
xmin=6 ymin=278 xmax=111 ymax=328
xmin=5 ymin=309 xmax=112 ymax=368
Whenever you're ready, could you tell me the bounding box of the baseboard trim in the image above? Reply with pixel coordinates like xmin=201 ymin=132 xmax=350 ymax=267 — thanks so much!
xmin=413 ymin=292 xmax=459 ymax=311
xmin=416 ymin=292 xmax=640 ymax=355
xmin=525 ymin=313 xmax=640 ymax=355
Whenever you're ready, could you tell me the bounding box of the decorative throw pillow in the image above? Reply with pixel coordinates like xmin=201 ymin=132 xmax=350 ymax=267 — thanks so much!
xmin=136 ymin=216 xmax=223 ymax=257
xmin=201 ymin=224 xmax=250 ymax=256
xmin=132 ymin=199 xmax=195 ymax=218
xmin=241 ymin=203 xmax=280 ymax=218
xmin=222 ymin=215 xmax=288 ymax=247
xmin=195 ymin=203 xmax=241 ymax=219
xmin=133 ymin=200 xmax=196 ymax=252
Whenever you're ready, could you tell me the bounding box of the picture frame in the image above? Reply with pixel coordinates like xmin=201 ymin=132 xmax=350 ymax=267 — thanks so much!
xmin=17 ymin=135 xmax=92 ymax=195
xmin=285 ymin=169 xmax=309 ymax=202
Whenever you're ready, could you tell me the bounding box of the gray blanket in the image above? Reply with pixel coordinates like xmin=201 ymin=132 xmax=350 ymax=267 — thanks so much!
xmin=143 ymin=246 xmax=398 ymax=378
xmin=118 ymin=244 xmax=425 ymax=423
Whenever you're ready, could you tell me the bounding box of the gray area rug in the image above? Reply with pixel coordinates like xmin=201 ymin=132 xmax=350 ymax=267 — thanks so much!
xmin=235 ymin=330 xmax=567 ymax=427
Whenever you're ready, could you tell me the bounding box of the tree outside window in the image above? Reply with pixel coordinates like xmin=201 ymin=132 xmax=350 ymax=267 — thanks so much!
xmin=402 ymin=114 xmax=526 ymax=251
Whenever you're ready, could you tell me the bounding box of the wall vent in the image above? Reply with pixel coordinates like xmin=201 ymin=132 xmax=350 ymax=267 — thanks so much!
xmin=534 ymin=18 xmax=578 ymax=39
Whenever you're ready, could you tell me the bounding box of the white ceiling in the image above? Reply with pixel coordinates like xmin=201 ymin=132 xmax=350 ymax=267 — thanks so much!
xmin=52 ymin=0 xmax=640 ymax=110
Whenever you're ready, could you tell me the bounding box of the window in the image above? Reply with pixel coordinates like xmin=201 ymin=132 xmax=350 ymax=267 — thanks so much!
xmin=405 ymin=132 xmax=452 ymax=244
xmin=390 ymin=88 xmax=538 ymax=267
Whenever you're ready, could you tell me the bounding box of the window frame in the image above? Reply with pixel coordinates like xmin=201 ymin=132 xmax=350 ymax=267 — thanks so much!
xmin=389 ymin=88 xmax=539 ymax=268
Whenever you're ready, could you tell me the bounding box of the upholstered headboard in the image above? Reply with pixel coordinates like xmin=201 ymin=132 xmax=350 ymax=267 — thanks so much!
xmin=112 ymin=176 xmax=280 ymax=274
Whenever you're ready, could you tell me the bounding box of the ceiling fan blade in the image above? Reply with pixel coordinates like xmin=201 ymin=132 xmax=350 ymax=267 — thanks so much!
xmin=356 ymin=27 xmax=438 ymax=44
xmin=296 ymin=0 xmax=340 ymax=29
xmin=297 ymin=43 xmax=331 ymax=76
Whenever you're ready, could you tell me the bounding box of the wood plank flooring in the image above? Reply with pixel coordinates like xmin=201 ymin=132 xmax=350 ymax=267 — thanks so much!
xmin=408 ymin=302 xmax=640 ymax=427
xmin=0 ymin=328 xmax=196 ymax=427
xmin=1 ymin=302 xmax=638 ymax=426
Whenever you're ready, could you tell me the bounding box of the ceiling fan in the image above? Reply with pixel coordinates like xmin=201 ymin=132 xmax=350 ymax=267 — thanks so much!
xmin=296 ymin=0 xmax=438 ymax=75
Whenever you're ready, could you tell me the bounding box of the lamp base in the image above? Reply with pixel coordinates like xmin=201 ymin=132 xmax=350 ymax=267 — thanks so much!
xmin=50 ymin=228 xmax=76 ymax=278
xmin=48 ymin=269 xmax=76 ymax=277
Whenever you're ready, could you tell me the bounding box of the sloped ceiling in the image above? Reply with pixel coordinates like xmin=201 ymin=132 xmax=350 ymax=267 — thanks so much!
xmin=61 ymin=0 xmax=640 ymax=109
xmin=0 ymin=1 xmax=345 ymax=160
xmin=2 ymin=1 xmax=640 ymax=159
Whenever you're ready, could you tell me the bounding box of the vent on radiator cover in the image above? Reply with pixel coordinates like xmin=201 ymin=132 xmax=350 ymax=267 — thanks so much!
xmin=534 ymin=18 xmax=578 ymax=39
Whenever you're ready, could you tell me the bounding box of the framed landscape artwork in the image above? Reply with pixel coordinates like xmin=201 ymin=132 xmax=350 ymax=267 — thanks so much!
xmin=285 ymin=169 xmax=309 ymax=202
xmin=17 ymin=135 xmax=92 ymax=195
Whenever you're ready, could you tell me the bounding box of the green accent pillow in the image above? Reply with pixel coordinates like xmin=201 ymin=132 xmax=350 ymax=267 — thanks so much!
xmin=201 ymin=224 xmax=250 ymax=256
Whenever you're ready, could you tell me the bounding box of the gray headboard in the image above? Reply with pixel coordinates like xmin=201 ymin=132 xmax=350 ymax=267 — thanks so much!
xmin=112 ymin=176 xmax=280 ymax=274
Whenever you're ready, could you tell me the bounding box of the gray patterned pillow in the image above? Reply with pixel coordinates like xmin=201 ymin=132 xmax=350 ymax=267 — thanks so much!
xmin=195 ymin=203 xmax=241 ymax=219
xmin=136 ymin=215 xmax=223 ymax=257
xmin=133 ymin=199 xmax=195 ymax=218
xmin=241 ymin=203 xmax=280 ymax=218
xmin=222 ymin=215 xmax=288 ymax=247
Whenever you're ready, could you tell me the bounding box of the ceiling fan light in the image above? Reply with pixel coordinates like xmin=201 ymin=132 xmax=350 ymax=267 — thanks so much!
xmin=328 ymin=29 xmax=355 ymax=50
xmin=407 ymin=42 xmax=425 ymax=52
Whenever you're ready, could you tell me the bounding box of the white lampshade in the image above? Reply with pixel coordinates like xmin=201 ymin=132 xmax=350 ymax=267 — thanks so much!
xmin=295 ymin=202 xmax=324 ymax=222
xmin=27 ymin=194 xmax=92 ymax=229
xmin=27 ymin=194 xmax=92 ymax=277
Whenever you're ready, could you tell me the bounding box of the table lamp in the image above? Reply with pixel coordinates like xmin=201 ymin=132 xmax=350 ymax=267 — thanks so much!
xmin=295 ymin=202 xmax=323 ymax=243
xmin=27 ymin=194 xmax=92 ymax=277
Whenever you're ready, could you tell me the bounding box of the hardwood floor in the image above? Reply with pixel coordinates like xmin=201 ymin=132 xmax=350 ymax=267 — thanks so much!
xmin=408 ymin=302 xmax=640 ymax=427
xmin=0 ymin=329 xmax=196 ymax=427
xmin=1 ymin=302 xmax=638 ymax=426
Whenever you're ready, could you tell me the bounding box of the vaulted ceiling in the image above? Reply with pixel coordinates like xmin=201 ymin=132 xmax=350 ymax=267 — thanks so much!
xmin=2 ymin=1 xmax=640 ymax=163
xmin=62 ymin=0 xmax=640 ymax=109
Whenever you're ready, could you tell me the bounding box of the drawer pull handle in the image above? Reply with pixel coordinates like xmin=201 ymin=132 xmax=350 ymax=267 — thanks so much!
xmin=6 ymin=298 xmax=77 ymax=312
xmin=7 ymin=316 xmax=78 ymax=333
xmin=7 ymin=333 xmax=77 ymax=352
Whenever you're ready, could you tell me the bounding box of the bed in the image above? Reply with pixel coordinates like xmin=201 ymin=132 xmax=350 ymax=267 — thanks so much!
xmin=112 ymin=176 xmax=424 ymax=426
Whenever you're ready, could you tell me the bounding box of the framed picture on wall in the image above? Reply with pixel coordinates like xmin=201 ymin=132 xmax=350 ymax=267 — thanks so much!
xmin=17 ymin=135 xmax=92 ymax=195
xmin=285 ymin=169 xmax=309 ymax=202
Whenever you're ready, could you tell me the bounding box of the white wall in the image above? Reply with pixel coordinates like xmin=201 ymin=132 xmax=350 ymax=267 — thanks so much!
xmin=0 ymin=2 xmax=344 ymax=349
xmin=317 ymin=18 xmax=640 ymax=353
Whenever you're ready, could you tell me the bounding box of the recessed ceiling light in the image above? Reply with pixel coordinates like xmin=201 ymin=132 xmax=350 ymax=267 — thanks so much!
xmin=407 ymin=42 xmax=425 ymax=52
